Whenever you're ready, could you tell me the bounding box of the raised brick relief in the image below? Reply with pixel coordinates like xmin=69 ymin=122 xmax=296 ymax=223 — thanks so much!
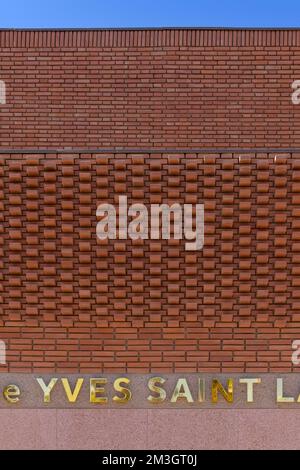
xmin=0 ymin=152 xmax=297 ymax=373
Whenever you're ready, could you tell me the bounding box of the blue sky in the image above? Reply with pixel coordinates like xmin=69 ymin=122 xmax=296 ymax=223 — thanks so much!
xmin=0 ymin=0 xmax=300 ymax=28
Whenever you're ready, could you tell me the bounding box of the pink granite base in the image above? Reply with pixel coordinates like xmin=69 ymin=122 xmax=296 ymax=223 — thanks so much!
xmin=0 ymin=409 xmax=298 ymax=449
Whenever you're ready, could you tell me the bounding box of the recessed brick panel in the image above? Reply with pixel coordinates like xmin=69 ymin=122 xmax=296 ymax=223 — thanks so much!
xmin=0 ymin=152 xmax=298 ymax=372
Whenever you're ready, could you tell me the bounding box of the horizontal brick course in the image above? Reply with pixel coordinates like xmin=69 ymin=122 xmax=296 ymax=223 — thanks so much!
xmin=2 ymin=28 xmax=300 ymax=48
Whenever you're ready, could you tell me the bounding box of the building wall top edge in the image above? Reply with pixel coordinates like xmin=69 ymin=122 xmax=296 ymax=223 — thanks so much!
xmin=1 ymin=29 xmax=300 ymax=47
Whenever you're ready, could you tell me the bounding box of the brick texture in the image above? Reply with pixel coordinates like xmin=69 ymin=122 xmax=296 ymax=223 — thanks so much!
xmin=0 ymin=29 xmax=300 ymax=149
xmin=0 ymin=29 xmax=299 ymax=373
xmin=0 ymin=152 xmax=298 ymax=373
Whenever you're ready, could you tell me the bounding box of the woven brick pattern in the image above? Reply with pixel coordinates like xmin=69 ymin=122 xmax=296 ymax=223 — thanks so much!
xmin=0 ymin=152 xmax=298 ymax=372
xmin=0 ymin=29 xmax=300 ymax=149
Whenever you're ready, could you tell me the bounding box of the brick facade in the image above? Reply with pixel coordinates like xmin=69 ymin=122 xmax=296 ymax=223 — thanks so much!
xmin=0 ymin=151 xmax=298 ymax=372
xmin=0 ymin=29 xmax=299 ymax=150
xmin=0 ymin=29 xmax=299 ymax=372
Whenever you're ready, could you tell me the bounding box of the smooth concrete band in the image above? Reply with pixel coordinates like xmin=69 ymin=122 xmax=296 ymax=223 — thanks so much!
xmin=0 ymin=409 xmax=298 ymax=450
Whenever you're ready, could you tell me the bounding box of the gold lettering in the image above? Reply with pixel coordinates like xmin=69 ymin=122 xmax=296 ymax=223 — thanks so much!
xmin=113 ymin=378 xmax=131 ymax=404
xmin=147 ymin=377 xmax=166 ymax=404
xmin=171 ymin=378 xmax=194 ymax=403
xmin=36 ymin=378 xmax=58 ymax=403
xmin=198 ymin=378 xmax=205 ymax=402
xmin=3 ymin=384 xmax=20 ymax=403
xmin=276 ymin=378 xmax=294 ymax=403
xmin=90 ymin=378 xmax=108 ymax=404
xmin=239 ymin=378 xmax=261 ymax=403
xmin=61 ymin=378 xmax=84 ymax=403
xmin=212 ymin=379 xmax=233 ymax=403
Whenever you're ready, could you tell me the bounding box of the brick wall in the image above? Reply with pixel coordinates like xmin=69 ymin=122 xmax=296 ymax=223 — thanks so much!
xmin=0 ymin=152 xmax=298 ymax=373
xmin=0 ymin=29 xmax=300 ymax=150
xmin=0 ymin=29 xmax=299 ymax=373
